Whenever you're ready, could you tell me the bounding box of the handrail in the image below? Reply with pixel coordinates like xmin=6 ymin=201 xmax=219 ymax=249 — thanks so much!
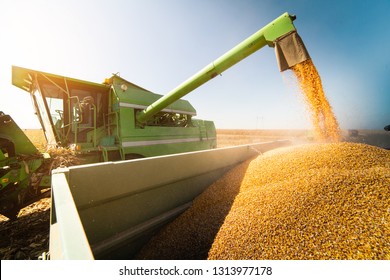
xmin=50 ymin=171 xmax=94 ymax=259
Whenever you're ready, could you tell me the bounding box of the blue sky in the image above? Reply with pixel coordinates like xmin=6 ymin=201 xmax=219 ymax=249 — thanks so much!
xmin=1 ymin=0 xmax=389 ymax=129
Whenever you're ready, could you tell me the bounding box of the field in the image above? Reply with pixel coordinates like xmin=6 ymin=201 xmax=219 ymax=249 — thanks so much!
xmin=24 ymin=128 xmax=310 ymax=148
xmin=23 ymin=128 xmax=312 ymax=150
xmin=216 ymin=129 xmax=310 ymax=147
xmin=23 ymin=129 xmax=46 ymax=151
xmin=24 ymin=128 xmax=390 ymax=149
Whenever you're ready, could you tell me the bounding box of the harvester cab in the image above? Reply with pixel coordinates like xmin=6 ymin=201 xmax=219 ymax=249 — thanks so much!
xmin=12 ymin=68 xmax=110 ymax=149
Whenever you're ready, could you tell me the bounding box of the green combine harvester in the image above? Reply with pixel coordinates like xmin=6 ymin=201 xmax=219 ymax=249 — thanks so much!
xmin=2 ymin=13 xmax=310 ymax=257
xmin=10 ymin=12 xmax=307 ymax=164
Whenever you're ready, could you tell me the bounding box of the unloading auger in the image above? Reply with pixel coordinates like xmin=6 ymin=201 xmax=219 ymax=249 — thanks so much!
xmin=136 ymin=12 xmax=310 ymax=125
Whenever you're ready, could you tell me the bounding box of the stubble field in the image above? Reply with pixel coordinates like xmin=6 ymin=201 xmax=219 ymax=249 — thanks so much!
xmin=24 ymin=128 xmax=390 ymax=149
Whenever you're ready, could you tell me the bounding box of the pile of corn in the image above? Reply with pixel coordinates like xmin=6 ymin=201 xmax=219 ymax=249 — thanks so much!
xmin=137 ymin=142 xmax=390 ymax=260
xmin=291 ymin=59 xmax=341 ymax=142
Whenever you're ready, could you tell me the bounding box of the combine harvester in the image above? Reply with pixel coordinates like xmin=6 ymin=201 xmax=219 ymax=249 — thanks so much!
xmin=8 ymin=13 xmax=310 ymax=259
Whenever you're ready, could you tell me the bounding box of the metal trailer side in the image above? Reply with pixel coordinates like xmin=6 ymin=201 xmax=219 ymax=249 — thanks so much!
xmin=49 ymin=140 xmax=290 ymax=259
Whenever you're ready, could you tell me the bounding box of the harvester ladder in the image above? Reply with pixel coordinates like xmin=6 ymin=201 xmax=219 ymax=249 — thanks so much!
xmin=100 ymin=111 xmax=124 ymax=162
xmin=106 ymin=111 xmax=120 ymax=141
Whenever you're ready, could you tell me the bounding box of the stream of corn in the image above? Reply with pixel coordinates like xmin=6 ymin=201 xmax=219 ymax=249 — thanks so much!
xmin=291 ymin=59 xmax=341 ymax=142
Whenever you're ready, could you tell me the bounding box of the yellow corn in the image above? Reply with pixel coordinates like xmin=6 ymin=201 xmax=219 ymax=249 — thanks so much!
xmin=137 ymin=142 xmax=390 ymax=260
